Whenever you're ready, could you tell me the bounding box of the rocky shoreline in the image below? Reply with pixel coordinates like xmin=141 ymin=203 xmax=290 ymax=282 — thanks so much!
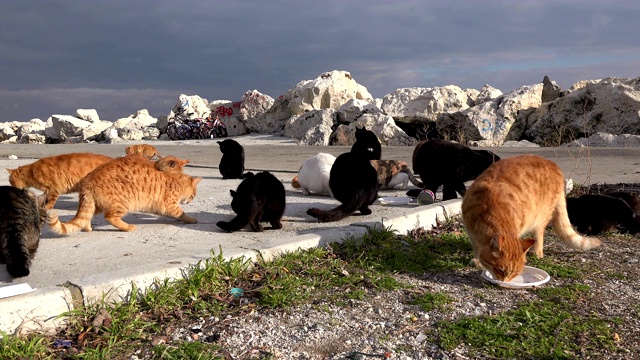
xmin=2 ymin=70 xmax=639 ymax=148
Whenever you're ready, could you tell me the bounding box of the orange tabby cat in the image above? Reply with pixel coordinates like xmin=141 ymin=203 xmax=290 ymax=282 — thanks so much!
xmin=6 ymin=153 xmax=112 ymax=210
xmin=462 ymin=154 xmax=601 ymax=282
xmin=154 ymin=156 xmax=189 ymax=173
xmin=47 ymin=154 xmax=201 ymax=234
xmin=125 ymin=144 xmax=161 ymax=159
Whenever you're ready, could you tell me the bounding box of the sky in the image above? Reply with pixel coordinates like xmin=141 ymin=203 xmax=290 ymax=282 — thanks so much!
xmin=0 ymin=0 xmax=638 ymax=122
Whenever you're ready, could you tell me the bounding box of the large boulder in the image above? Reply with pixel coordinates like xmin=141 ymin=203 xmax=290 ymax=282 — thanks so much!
xmin=329 ymin=114 xmax=415 ymax=147
xmin=524 ymin=77 xmax=640 ymax=146
xmin=76 ymin=109 xmax=100 ymax=123
xmin=381 ymin=85 xmax=475 ymax=123
xmin=284 ymin=109 xmax=337 ymax=140
xmin=246 ymin=70 xmax=372 ymax=134
xmin=170 ymin=94 xmax=210 ymax=119
xmin=565 ymin=132 xmax=640 ymax=147
xmin=436 ymin=83 xmax=543 ymax=146
xmin=45 ymin=115 xmax=93 ymax=143
xmin=239 ymin=90 xmax=274 ymax=120
xmin=541 ymin=75 xmax=562 ymax=103
xmin=336 ymin=99 xmax=383 ymax=124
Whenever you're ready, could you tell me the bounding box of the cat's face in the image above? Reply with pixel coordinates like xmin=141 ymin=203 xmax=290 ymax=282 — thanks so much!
xmin=477 ymin=235 xmax=535 ymax=282
xmin=6 ymin=167 xmax=26 ymax=188
xmin=180 ymin=177 xmax=202 ymax=204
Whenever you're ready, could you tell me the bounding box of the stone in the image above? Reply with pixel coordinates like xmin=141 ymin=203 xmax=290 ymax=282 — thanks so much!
xmin=16 ymin=119 xmax=46 ymax=139
xmin=299 ymin=122 xmax=334 ymax=146
xmin=524 ymin=77 xmax=640 ymax=146
xmin=239 ymin=90 xmax=274 ymax=120
xmin=329 ymin=114 xmax=415 ymax=147
xmin=436 ymin=83 xmax=543 ymax=146
xmin=381 ymin=85 xmax=474 ymax=123
xmin=247 ymin=70 xmax=372 ymax=134
xmin=47 ymin=115 xmax=93 ymax=143
xmin=475 ymin=84 xmax=503 ymax=105
xmin=284 ymin=109 xmax=336 ymax=140
xmin=564 ymin=132 xmax=640 ymax=147
xmin=336 ymin=99 xmax=382 ymax=124
xmin=76 ymin=109 xmax=100 ymax=123
xmin=170 ymin=94 xmax=210 ymax=119
xmin=541 ymin=75 xmax=562 ymax=103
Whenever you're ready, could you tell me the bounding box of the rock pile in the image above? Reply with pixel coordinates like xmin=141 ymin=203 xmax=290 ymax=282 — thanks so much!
xmin=2 ymin=70 xmax=639 ymax=147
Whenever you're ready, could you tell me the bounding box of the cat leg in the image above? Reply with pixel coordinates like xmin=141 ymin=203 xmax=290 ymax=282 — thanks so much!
xmin=301 ymin=187 xmax=311 ymax=196
xmin=531 ymin=227 xmax=546 ymax=258
xmin=269 ymin=219 xmax=283 ymax=230
xmin=165 ymin=204 xmax=197 ymax=224
xmin=442 ymin=184 xmax=458 ymax=201
xmin=249 ymin=206 xmax=265 ymax=232
xmin=104 ymin=210 xmax=136 ymax=232
xmin=44 ymin=191 xmax=60 ymax=210
xmin=358 ymin=204 xmax=372 ymax=216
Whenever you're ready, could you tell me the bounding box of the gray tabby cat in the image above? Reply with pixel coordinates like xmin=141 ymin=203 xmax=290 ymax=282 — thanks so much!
xmin=0 ymin=186 xmax=46 ymax=278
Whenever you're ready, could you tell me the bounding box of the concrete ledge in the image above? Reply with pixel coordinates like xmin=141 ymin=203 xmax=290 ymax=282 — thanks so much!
xmin=0 ymin=286 xmax=73 ymax=335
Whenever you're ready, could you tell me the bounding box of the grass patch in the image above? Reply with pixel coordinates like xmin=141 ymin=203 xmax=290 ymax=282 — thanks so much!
xmin=527 ymin=256 xmax=582 ymax=279
xmin=411 ymin=292 xmax=454 ymax=312
xmin=437 ymin=284 xmax=618 ymax=359
xmin=331 ymin=225 xmax=474 ymax=273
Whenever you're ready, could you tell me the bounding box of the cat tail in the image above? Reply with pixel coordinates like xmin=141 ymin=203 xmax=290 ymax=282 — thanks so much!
xmin=552 ymin=196 xmax=602 ymax=251
xmin=47 ymin=192 xmax=95 ymax=235
xmin=2 ymin=235 xmax=31 ymax=278
xmin=406 ymin=170 xmax=424 ymax=188
xmin=307 ymin=196 xmax=362 ymax=222
xmin=291 ymin=176 xmax=301 ymax=188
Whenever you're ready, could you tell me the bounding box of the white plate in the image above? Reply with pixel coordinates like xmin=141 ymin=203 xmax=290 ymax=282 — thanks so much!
xmin=480 ymin=265 xmax=551 ymax=289
xmin=377 ymin=197 xmax=418 ymax=205
xmin=0 ymin=283 xmax=36 ymax=299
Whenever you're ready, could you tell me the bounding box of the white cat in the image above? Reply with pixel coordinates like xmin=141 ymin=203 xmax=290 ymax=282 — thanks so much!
xmin=291 ymin=153 xmax=336 ymax=196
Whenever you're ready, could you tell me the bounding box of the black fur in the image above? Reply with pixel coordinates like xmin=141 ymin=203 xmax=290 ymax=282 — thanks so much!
xmin=307 ymin=129 xmax=379 ymax=222
xmin=566 ymin=192 xmax=640 ymax=235
xmin=409 ymin=139 xmax=500 ymax=200
xmin=218 ymin=139 xmax=253 ymax=179
xmin=216 ymin=172 xmax=285 ymax=232
xmin=350 ymin=127 xmax=381 ymax=160
xmin=0 ymin=186 xmax=46 ymax=278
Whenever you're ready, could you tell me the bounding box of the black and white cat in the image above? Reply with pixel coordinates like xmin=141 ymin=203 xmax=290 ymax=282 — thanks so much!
xmin=0 ymin=186 xmax=47 ymax=278
xmin=218 ymin=139 xmax=253 ymax=179
xmin=566 ymin=191 xmax=640 ymax=235
xmin=307 ymin=128 xmax=380 ymax=222
xmin=409 ymin=139 xmax=500 ymax=200
xmin=216 ymin=171 xmax=286 ymax=232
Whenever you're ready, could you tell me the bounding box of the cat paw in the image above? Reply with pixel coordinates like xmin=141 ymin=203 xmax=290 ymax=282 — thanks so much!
xmin=270 ymin=221 xmax=283 ymax=230
xmin=181 ymin=215 xmax=197 ymax=224
xmin=216 ymin=221 xmax=232 ymax=232
xmin=469 ymin=258 xmax=483 ymax=268
xmin=359 ymin=208 xmax=372 ymax=216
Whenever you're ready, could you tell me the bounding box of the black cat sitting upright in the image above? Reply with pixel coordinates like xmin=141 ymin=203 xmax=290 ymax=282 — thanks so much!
xmin=408 ymin=139 xmax=500 ymax=200
xmin=0 ymin=186 xmax=47 ymax=278
xmin=566 ymin=191 xmax=640 ymax=235
xmin=218 ymin=139 xmax=253 ymax=179
xmin=216 ymin=171 xmax=286 ymax=232
xmin=307 ymin=127 xmax=380 ymax=222
xmin=351 ymin=126 xmax=382 ymax=160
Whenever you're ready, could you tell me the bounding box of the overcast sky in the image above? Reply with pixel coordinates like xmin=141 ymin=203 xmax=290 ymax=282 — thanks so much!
xmin=0 ymin=0 xmax=638 ymax=122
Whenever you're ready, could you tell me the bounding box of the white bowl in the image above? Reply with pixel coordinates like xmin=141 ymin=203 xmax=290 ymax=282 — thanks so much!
xmin=377 ymin=197 xmax=418 ymax=206
xmin=480 ymin=265 xmax=551 ymax=289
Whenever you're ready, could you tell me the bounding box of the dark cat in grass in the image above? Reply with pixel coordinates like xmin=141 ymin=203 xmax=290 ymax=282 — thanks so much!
xmin=350 ymin=126 xmax=382 ymax=160
xmin=0 ymin=186 xmax=47 ymax=278
xmin=408 ymin=139 xmax=500 ymax=200
xmin=566 ymin=191 xmax=640 ymax=235
xmin=218 ymin=139 xmax=253 ymax=179
xmin=216 ymin=171 xmax=285 ymax=232
xmin=307 ymin=128 xmax=379 ymax=222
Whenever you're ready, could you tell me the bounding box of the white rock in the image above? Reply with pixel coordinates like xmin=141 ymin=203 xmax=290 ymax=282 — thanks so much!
xmin=239 ymin=90 xmax=274 ymax=120
xmin=337 ymin=99 xmax=382 ymax=124
xmin=76 ymin=109 xmax=100 ymax=123
xmin=284 ymin=109 xmax=336 ymax=140
xmin=381 ymin=85 xmax=474 ymax=123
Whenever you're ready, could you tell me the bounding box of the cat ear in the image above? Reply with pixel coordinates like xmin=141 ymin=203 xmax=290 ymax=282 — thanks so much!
xmin=230 ymin=190 xmax=236 ymax=197
xmin=6 ymin=168 xmax=13 ymax=173
xmin=193 ymin=177 xmax=202 ymax=185
xmin=521 ymin=238 xmax=536 ymax=253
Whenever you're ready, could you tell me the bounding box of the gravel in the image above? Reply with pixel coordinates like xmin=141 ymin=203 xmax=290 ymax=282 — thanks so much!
xmin=158 ymin=227 xmax=640 ymax=360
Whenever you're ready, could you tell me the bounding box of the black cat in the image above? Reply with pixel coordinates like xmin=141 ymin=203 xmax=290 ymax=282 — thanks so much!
xmin=408 ymin=139 xmax=500 ymax=200
xmin=307 ymin=128 xmax=379 ymax=222
xmin=216 ymin=171 xmax=286 ymax=232
xmin=566 ymin=192 xmax=640 ymax=235
xmin=0 ymin=186 xmax=46 ymax=278
xmin=350 ymin=126 xmax=381 ymax=160
xmin=218 ymin=139 xmax=253 ymax=179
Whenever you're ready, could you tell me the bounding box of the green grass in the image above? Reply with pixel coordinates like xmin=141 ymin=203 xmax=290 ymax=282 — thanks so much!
xmin=437 ymin=284 xmax=618 ymax=359
xmin=411 ymin=292 xmax=454 ymax=312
